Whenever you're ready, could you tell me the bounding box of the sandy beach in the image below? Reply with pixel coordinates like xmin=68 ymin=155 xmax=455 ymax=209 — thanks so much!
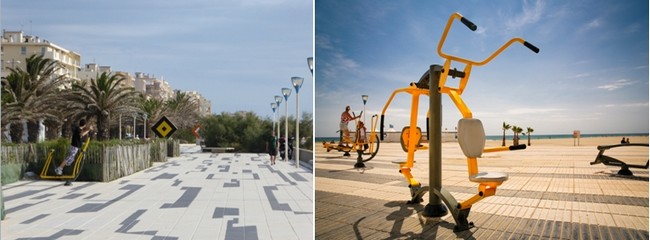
xmin=315 ymin=134 xmax=649 ymax=238
xmin=486 ymin=136 xmax=649 ymax=147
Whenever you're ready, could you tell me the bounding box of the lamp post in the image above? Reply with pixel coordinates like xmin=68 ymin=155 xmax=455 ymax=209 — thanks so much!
xmin=307 ymin=57 xmax=314 ymax=75
xmin=362 ymin=95 xmax=368 ymax=124
xmin=133 ymin=114 xmax=137 ymax=139
xmin=281 ymin=88 xmax=292 ymax=161
xmin=119 ymin=115 xmax=122 ymax=140
xmin=291 ymin=77 xmax=304 ymax=168
xmin=143 ymin=113 xmax=148 ymax=139
xmin=271 ymin=102 xmax=277 ymax=134
xmin=274 ymin=95 xmax=283 ymax=157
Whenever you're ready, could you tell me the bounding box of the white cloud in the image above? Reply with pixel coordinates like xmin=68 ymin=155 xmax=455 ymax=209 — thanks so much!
xmin=505 ymin=0 xmax=545 ymax=32
xmin=505 ymin=108 xmax=565 ymax=115
xmin=600 ymin=102 xmax=649 ymax=108
xmin=585 ymin=18 xmax=601 ymax=30
xmin=597 ymin=79 xmax=634 ymax=91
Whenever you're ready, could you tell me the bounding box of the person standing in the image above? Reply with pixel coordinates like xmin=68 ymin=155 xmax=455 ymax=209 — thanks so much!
xmin=55 ymin=119 xmax=92 ymax=175
xmin=266 ymin=131 xmax=278 ymax=165
xmin=357 ymin=121 xmax=369 ymax=150
xmin=339 ymin=105 xmax=361 ymax=146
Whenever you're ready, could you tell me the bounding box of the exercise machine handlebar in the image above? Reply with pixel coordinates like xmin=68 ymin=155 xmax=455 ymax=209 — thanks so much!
xmin=524 ymin=41 xmax=540 ymax=53
xmin=509 ymin=144 xmax=527 ymax=151
xmin=460 ymin=16 xmax=477 ymax=31
xmin=483 ymin=144 xmax=527 ymax=153
xmin=437 ymin=12 xmax=539 ymax=67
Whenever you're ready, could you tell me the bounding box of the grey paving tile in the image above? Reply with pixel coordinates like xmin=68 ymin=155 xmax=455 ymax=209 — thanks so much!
xmin=1 ymin=145 xmax=313 ymax=239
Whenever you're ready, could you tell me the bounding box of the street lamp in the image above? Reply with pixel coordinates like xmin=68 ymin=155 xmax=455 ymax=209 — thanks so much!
xmin=271 ymin=102 xmax=277 ymax=135
xmin=281 ymin=88 xmax=292 ymax=161
xmin=307 ymin=57 xmax=314 ymax=75
xmin=275 ymin=95 xmax=282 ymax=138
xmin=274 ymin=95 xmax=283 ymax=157
xmin=291 ymin=77 xmax=304 ymax=168
xmin=143 ymin=113 xmax=148 ymax=139
xmin=133 ymin=114 xmax=137 ymax=139
xmin=362 ymin=95 xmax=368 ymax=124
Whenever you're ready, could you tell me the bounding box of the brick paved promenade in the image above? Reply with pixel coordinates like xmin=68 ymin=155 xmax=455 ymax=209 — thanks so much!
xmin=2 ymin=144 xmax=313 ymax=239
xmin=315 ymin=141 xmax=649 ymax=239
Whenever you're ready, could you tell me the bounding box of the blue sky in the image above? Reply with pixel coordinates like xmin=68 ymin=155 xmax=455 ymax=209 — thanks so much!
xmin=2 ymin=0 xmax=313 ymax=120
xmin=315 ymin=0 xmax=649 ymax=137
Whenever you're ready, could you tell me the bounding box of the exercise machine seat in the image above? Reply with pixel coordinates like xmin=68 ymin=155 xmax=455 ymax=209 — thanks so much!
xmin=469 ymin=171 xmax=508 ymax=182
xmin=457 ymin=118 xmax=485 ymax=158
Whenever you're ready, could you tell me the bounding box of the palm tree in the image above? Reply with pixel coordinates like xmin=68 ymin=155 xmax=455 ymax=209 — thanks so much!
xmin=514 ymin=126 xmax=523 ymax=145
xmin=138 ymin=94 xmax=165 ymax=139
xmin=526 ymin=127 xmax=534 ymax=146
xmin=2 ymin=54 xmax=66 ymax=142
xmin=67 ymin=72 xmax=139 ymax=140
xmin=502 ymin=122 xmax=511 ymax=146
xmin=165 ymin=90 xmax=198 ymax=129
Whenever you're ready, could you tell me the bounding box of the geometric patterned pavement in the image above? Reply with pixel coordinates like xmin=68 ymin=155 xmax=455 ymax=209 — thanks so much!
xmin=1 ymin=144 xmax=313 ymax=239
xmin=315 ymin=142 xmax=649 ymax=239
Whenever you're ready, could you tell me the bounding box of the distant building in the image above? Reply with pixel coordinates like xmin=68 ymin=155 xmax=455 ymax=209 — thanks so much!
xmin=2 ymin=30 xmax=208 ymax=118
xmin=1 ymin=30 xmax=81 ymax=80
xmin=78 ymin=63 xmax=110 ymax=81
xmin=115 ymin=71 xmax=135 ymax=89
xmin=185 ymin=90 xmax=212 ymax=116
xmin=135 ymin=72 xmax=173 ymax=100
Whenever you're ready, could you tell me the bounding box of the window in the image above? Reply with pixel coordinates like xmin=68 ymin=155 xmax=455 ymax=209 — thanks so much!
xmin=21 ymin=47 xmax=26 ymax=55
xmin=41 ymin=47 xmax=46 ymax=56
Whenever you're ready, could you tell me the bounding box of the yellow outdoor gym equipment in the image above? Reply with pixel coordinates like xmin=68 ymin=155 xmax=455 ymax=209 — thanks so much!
xmin=381 ymin=12 xmax=538 ymax=231
xmin=40 ymin=136 xmax=91 ymax=185
xmin=323 ymin=112 xmax=380 ymax=167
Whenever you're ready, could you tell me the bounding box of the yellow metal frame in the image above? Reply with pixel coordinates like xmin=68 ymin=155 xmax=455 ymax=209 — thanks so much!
xmin=322 ymin=113 xmax=380 ymax=159
xmin=382 ymin=12 xmax=537 ymax=209
xmin=380 ymin=83 xmax=430 ymax=187
xmin=40 ymin=137 xmax=91 ymax=180
xmin=438 ymin=12 xmax=536 ymax=210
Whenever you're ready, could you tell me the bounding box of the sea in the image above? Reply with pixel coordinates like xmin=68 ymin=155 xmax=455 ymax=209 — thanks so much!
xmin=315 ymin=133 xmax=649 ymax=143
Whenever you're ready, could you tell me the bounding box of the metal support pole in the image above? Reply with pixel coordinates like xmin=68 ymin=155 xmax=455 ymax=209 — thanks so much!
xmin=133 ymin=115 xmax=136 ymax=138
xmin=423 ymin=64 xmax=448 ymax=217
xmin=284 ymin=98 xmax=289 ymax=161
xmin=275 ymin=110 xmax=279 ymax=156
xmin=143 ymin=115 xmax=147 ymax=139
xmin=295 ymin=92 xmax=300 ymax=168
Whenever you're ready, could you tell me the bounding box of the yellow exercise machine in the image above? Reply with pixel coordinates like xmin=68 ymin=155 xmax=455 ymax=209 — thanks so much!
xmin=323 ymin=112 xmax=380 ymax=167
xmin=40 ymin=137 xmax=91 ymax=185
xmin=382 ymin=12 xmax=539 ymax=231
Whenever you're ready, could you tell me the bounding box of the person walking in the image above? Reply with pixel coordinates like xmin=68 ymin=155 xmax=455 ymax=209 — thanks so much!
xmin=55 ymin=119 xmax=92 ymax=175
xmin=266 ymin=131 xmax=278 ymax=165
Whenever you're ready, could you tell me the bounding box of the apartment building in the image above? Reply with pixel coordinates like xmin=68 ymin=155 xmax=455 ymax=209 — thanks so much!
xmin=78 ymin=63 xmax=135 ymax=89
xmin=1 ymin=30 xmax=80 ymax=79
xmin=186 ymin=90 xmax=212 ymax=116
xmin=135 ymin=72 xmax=173 ymax=100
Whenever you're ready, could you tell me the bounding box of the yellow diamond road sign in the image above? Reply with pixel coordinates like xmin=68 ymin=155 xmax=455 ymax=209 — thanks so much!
xmin=152 ymin=116 xmax=177 ymax=138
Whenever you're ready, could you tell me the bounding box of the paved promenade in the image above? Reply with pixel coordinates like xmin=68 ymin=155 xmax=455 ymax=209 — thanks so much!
xmin=1 ymin=144 xmax=313 ymax=239
xmin=316 ymin=141 xmax=649 ymax=239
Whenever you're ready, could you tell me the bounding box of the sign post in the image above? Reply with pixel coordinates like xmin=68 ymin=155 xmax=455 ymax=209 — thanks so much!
xmin=152 ymin=116 xmax=178 ymax=139
xmin=573 ymin=130 xmax=581 ymax=146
